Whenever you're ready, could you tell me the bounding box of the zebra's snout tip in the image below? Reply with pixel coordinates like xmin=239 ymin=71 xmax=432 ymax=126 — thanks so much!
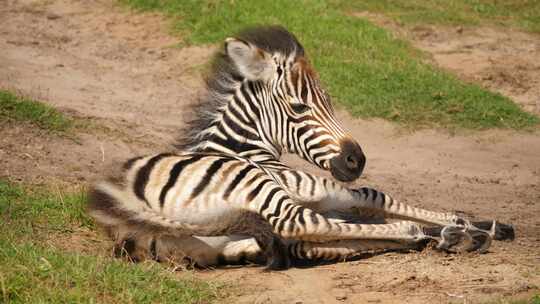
xmin=329 ymin=139 xmax=365 ymax=182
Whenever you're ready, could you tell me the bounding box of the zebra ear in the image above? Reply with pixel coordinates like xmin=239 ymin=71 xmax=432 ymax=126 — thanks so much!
xmin=225 ymin=37 xmax=275 ymax=82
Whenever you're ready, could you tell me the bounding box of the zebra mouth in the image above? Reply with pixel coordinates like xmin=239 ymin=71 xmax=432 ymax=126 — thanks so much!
xmin=330 ymin=166 xmax=356 ymax=182
xmin=330 ymin=163 xmax=361 ymax=182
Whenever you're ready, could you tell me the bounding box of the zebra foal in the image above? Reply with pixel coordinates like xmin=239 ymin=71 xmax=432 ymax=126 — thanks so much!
xmin=88 ymin=26 xmax=514 ymax=269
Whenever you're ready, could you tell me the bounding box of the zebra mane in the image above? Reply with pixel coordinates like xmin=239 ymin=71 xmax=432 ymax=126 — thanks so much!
xmin=175 ymin=26 xmax=305 ymax=150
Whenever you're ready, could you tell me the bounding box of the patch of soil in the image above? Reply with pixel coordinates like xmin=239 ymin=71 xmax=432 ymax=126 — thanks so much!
xmin=0 ymin=117 xmax=157 ymax=184
xmin=1 ymin=1 xmax=539 ymax=304
xmin=352 ymin=11 xmax=540 ymax=114
xmin=0 ymin=0 xmax=213 ymax=183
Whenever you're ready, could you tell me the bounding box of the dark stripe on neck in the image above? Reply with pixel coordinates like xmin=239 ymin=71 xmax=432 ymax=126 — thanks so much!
xmin=233 ymin=94 xmax=259 ymax=122
xmin=227 ymin=101 xmax=251 ymax=126
xmin=222 ymin=112 xmax=259 ymax=141
xmin=305 ymin=173 xmax=317 ymax=197
xmin=210 ymin=130 xmax=262 ymax=154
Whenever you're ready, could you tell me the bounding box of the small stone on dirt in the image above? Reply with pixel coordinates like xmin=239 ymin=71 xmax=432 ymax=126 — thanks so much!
xmin=46 ymin=12 xmax=61 ymax=20
xmin=335 ymin=292 xmax=348 ymax=301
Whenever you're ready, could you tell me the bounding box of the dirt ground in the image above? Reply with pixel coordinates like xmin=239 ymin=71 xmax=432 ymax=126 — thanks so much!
xmin=1 ymin=1 xmax=539 ymax=303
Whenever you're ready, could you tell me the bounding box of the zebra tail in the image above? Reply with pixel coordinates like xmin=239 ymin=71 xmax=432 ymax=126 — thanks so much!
xmin=87 ymin=181 xmax=184 ymax=262
xmin=88 ymin=180 xmax=195 ymax=233
xmin=87 ymin=182 xmax=269 ymax=266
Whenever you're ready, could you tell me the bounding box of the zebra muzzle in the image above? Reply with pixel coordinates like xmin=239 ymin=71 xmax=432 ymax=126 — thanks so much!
xmin=329 ymin=139 xmax=366 ymax=182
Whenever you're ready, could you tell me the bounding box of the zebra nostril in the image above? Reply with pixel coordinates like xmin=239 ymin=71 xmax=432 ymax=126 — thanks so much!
xmin=345 ymin=155 xmax=358 ymax=170
xmin=330 ymin=139 xmax=366 ymax=182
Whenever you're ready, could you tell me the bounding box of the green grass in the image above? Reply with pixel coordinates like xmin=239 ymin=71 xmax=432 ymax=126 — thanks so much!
xmin=0 ymin=181 xmax=218 ymax=303
xmin=120 ymin=0 xmax=538 ymax=130
xmin=482 ymin=294 xmax=540 ymax=304
xmin=333 ymin=0 xmax=540 ymax=33
xmin=0 ymin=182 xmax=91 ymax=241
xmin=0 ymin=90 xmax=72 ymax=132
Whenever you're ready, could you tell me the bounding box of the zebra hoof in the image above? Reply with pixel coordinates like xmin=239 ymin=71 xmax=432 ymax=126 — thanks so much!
xmin=471 ymin=221 xmax=515 ymax=241
xmin=435 ymin=223 xmax=495 ymax=254
xmin=465 ymin=228 xmax=492 ymax=253
xmin=113 ymin=237 xmax=141 ymax=262
xmin=436 ymin=226 xmax=471 ymax=253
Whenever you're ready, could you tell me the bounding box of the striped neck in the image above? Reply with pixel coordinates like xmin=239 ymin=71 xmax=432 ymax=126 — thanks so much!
xmin=184 ymin=81 xmax=283 ymax=163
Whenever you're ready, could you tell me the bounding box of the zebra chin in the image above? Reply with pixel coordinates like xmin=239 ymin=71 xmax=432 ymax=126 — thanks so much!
xmin=329 ymin=139 xmax=366 ymax=182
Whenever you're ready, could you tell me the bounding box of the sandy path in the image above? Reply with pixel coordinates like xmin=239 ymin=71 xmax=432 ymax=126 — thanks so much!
xmin=1 ymin=1 xmax=539 ymax=303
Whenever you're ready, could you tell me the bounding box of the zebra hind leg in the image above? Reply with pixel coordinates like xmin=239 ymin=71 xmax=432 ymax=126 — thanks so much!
xmin=89 ymin=187 xmax=200 ymax=267
xmin=228 ymin=212 xmax=291 ymax=270
xmin=89 ymin=185 xmax=286 ymax=269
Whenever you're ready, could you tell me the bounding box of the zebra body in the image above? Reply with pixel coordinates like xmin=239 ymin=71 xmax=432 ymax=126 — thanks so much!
xmin=88 ymin=26 xmax=513 ymax=269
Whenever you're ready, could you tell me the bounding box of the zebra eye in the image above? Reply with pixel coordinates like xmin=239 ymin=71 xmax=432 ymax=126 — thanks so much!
xmin=291 ymin=103 xmax=311 ymax=114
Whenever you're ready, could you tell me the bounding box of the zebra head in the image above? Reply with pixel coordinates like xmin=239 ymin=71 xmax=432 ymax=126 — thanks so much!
xmin=180 ymin=26 xmax=366 ymax=182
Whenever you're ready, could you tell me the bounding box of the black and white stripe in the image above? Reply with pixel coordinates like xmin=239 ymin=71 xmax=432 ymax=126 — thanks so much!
xmin=89 ymin=151 xmax=426 ymax=268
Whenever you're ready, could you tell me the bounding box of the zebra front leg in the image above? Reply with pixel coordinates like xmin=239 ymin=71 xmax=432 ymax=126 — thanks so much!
xmin=274 ymin=169 xmax=513 ymax=242
xmin=327 ymin=188 xmax=511 ymax=251
xmin=276 ymin=169 xmax=460 ymax=226
xmin=250 ymin=191 xmax=429 ymax=243
xmin=247 ymin=183 xmax=480 ymax=253
xmin=352 ymin=187 xmax=514 ymax=242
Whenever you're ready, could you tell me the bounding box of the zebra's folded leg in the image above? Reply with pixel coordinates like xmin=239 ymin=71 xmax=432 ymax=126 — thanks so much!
xmin=160 ymin=235 xmax=266 ymax=268
xmin=228 ymin=212 xmax=290 ymax=271
xmin=108 ymin=226 xmax=196 ymax=266
xmin=216 ymin=236 xmax=266 ymax=266
xmin=247 ymin=233 xmax=289 ymax=271
xmin=289 ymin=238 xmax=431 ymax=262
xmin=263 ymin=236 xmax=291 ymax=271
xmin=112 ymin=230 xmax=268 ymax=268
